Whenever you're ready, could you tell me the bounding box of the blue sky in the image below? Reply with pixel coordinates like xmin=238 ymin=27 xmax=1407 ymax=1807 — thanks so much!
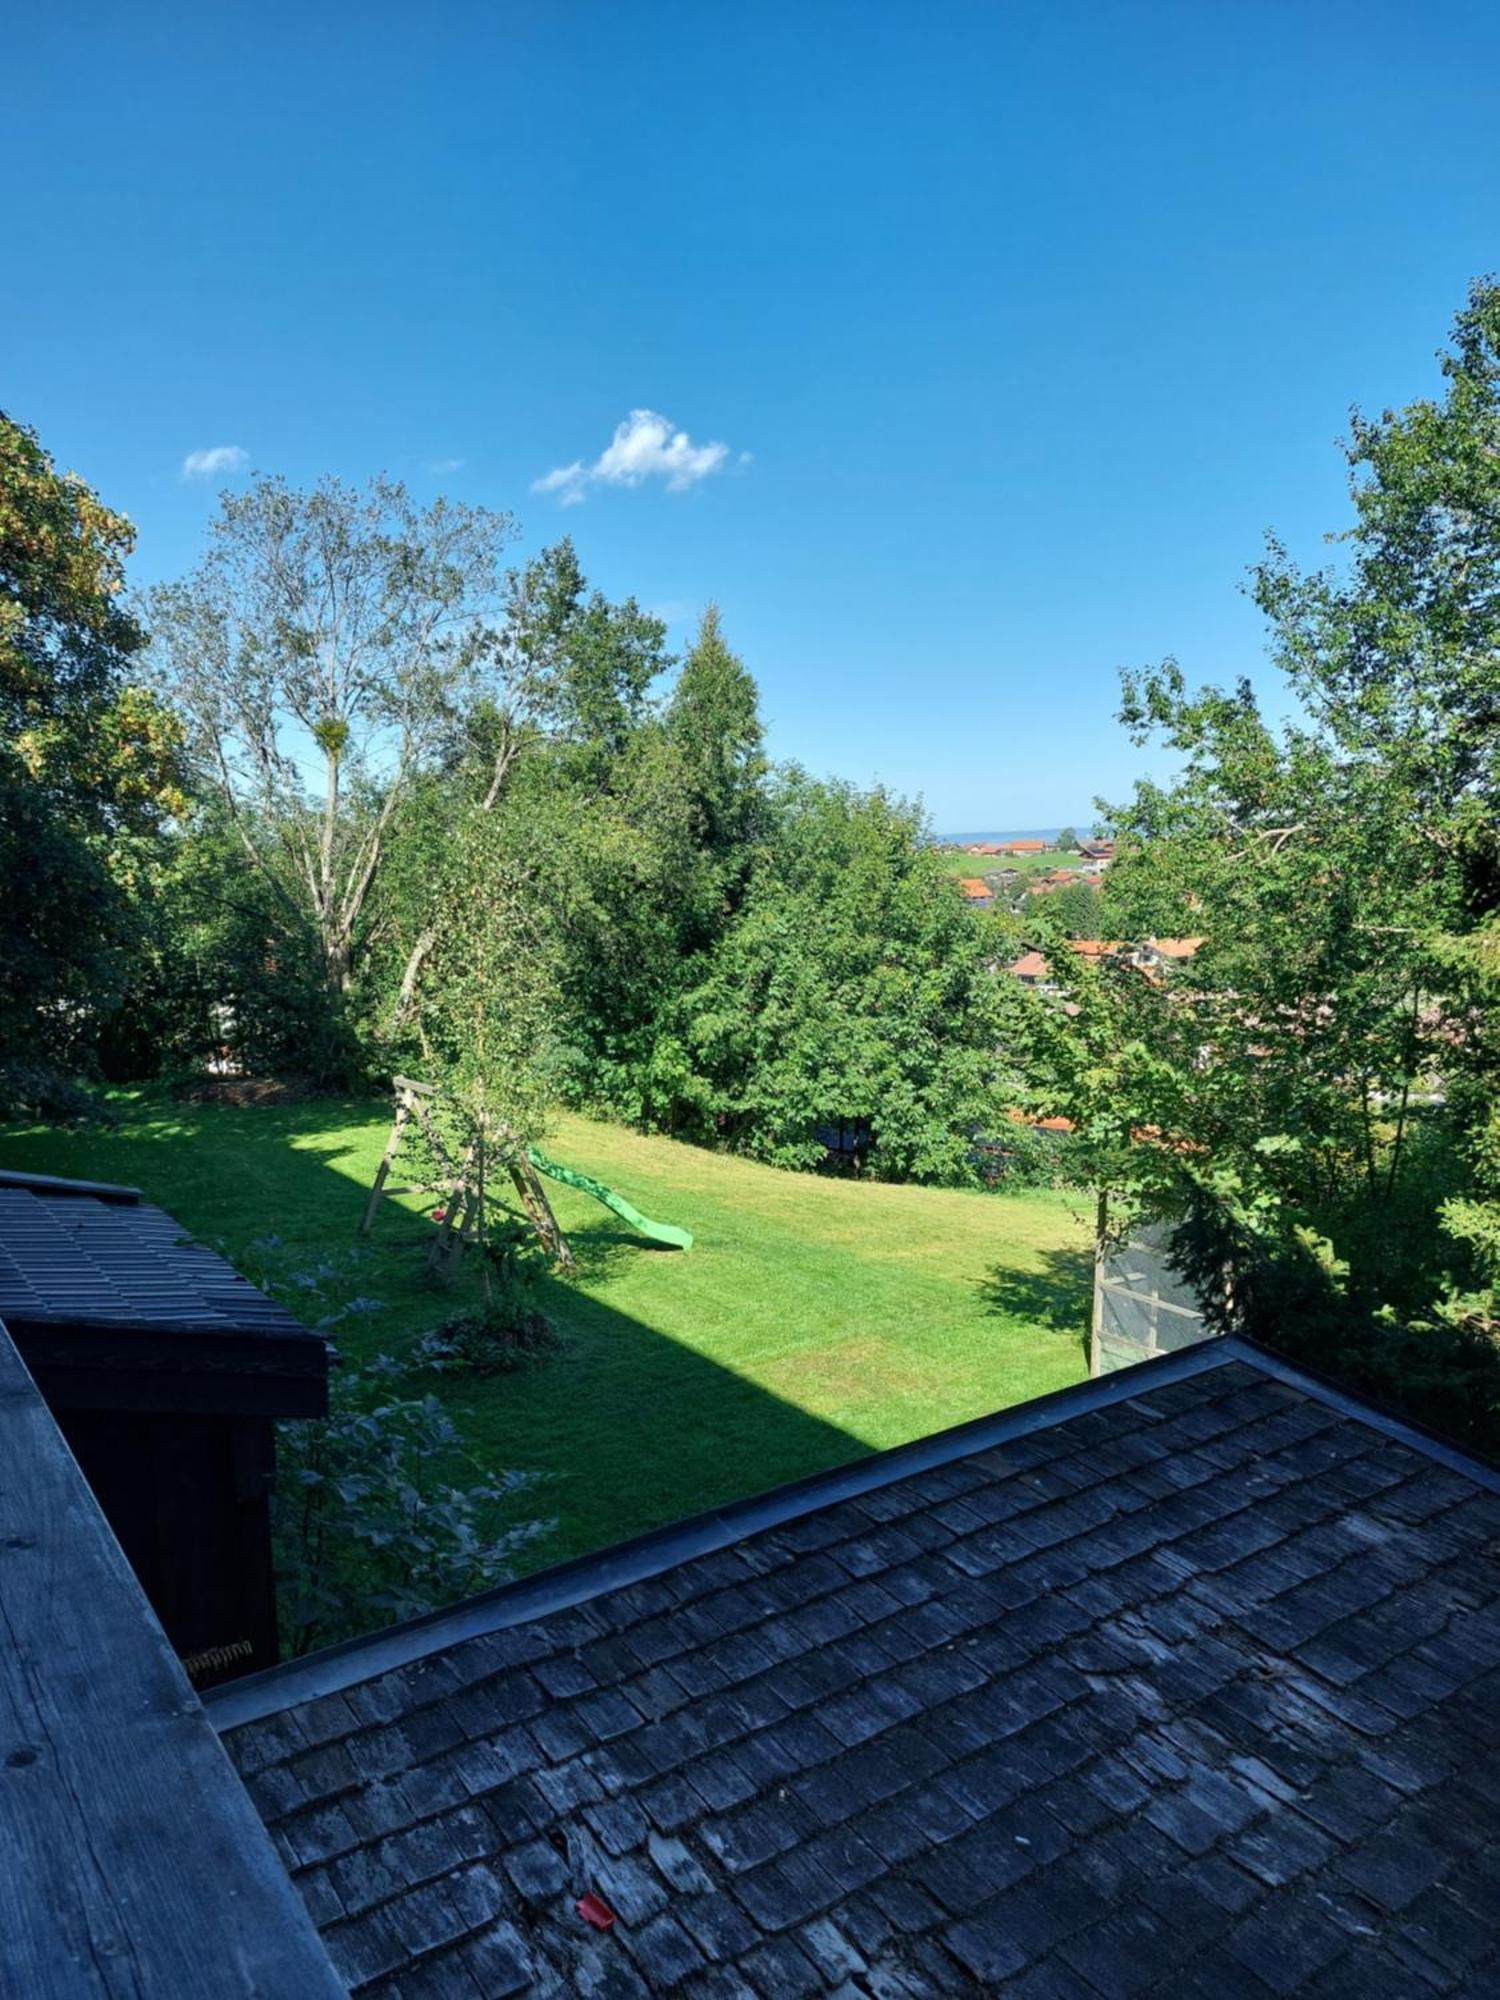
xmin=8 ymin=1 xmax=1500 ymax=829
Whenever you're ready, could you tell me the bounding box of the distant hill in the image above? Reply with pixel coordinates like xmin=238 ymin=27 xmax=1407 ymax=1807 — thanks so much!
xmin=936 ymin=826 xmax=1086 ymax=845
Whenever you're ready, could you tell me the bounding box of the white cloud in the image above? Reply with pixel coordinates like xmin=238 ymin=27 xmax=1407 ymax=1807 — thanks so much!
xmin=533 ymin=409 xmax=733 ymax=505
xmin=182 ymin=444 xmax=249 ymax=480
xmin=428 ymin=456 xmax=466 ymax=474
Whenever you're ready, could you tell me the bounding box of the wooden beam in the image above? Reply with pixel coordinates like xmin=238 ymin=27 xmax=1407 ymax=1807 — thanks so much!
xmin=359 ymin=1097 xmax=412 ymax=1236
xmin=0 ymin=1320 xmax=346 ymax=1997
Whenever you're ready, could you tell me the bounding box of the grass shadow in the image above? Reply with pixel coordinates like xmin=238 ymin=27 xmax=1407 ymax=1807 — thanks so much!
xmin=0 ymin=1093 xmax=872 ymax=1591
xmin=978 ymin=1245 xmax=1093 ymax=1365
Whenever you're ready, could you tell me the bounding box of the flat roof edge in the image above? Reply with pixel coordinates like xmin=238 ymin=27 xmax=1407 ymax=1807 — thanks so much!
xmin=0 ymin=1166 xmax=142 ymax=1202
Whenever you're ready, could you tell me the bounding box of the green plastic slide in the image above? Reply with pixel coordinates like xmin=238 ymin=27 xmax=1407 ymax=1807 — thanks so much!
xmin=526 ymin=1149 xmax=693 ymax=1250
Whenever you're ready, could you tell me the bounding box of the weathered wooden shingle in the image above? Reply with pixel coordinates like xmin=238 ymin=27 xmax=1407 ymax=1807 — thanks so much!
xmin=0 ymin=1177 xmax=327 ymax=1415
xmin=215 ymin=1345 xmax=1500 ymax=1995
xmin=0 ymin=1181 xmax=310 ymax=1337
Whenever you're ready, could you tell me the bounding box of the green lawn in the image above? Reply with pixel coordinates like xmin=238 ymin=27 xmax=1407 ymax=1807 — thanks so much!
xmin=0 ymin=1095 xmax=1091 ymax=1573
xmin=934 ymin=847 xmax=1083 ymax=877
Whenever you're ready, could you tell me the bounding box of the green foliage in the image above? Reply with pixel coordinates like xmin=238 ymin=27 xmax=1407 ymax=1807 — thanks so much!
xmin=1046 ymin=879 xmax=1103 ymax=938
xmin=103 ymin=814 xmax=363 ymax=1087
xmin=407 ymin=806 xmax=560 ymax=1148
xmin=272 ymin=1349 xmax=550 ymax=1655
xmin=0 ymin=412 xmax=187 ymax=1108
xmin=1169 ymin=1189 xmax=1500 ymax=1462
xmin=660 ymin=772 xmax=1015 ymax=1181
xmin=972 ymin=1118 xmax=1085 ymax=1190
xmin=666 ymin=603 xmax=768 ymax=890
xmin=1035 ymin=278 xmax=1500 ymax=1454
xmin=416 ymin=1223 xmax=557 ymax=1375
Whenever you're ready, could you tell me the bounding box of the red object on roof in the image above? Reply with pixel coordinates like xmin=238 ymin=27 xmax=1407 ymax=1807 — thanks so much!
xmin=1002 ymin=839 xmax=1048 ymax=854
xmin=1008 ymin=950 xmax=1051 ymax=980
xmin=577 ymin=1894 xmax=617 ymax=1931
xmin=958 ymin=877 xmax=993 ymax=899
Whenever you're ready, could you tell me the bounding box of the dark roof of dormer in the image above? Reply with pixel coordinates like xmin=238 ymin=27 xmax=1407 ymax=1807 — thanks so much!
xmin=0 ymin=1172 xmax=327 ymax=1416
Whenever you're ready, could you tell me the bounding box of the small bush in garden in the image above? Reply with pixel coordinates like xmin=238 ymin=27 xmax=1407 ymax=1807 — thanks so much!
xmin=273 ymin=1351 xmax=551 ymax=1656
xmin=415 ymin=1214 xmax=558 ymax=1376
xmin=417 ymin=1297 xmax=557 ymax=1377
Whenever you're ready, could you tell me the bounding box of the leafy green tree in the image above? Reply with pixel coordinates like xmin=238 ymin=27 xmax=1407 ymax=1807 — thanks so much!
xmin=1031 ymin=279 xmax=1500 ymax=1450
xmin=379 ymin=539 xmax=673 ymax=1036
xmin=1048 ymin=879 xmax=1103 ymax=939
xmin=0 ymin=413 xmax=186 ymax=1106
xmin=667 ymin=604 xmax=768 ymax=884
xmin=148 ymin=474 xmax=517 ymax=994
xmin=1055 ymin=826 xmax=1079 ymax=852
xmin=408 ymin=806 xmax=560 ymax=1156
xmin=666 ymin=772 xmax=1013 ymax=1180
xmin=544 ymin=604 xmax=771 ymax=1123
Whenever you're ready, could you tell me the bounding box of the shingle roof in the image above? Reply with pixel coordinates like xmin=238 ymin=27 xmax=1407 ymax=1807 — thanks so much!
xmin=0 ymin=1173 xmax=327 ymax=1417
xmin=0 ymin=1180 xmax=310 ymax=1339
xmin=212 ymin=1342 xmax=1500 ymax=1997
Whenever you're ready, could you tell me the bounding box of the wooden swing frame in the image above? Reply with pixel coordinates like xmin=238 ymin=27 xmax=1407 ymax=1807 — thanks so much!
xmin=360 ymin=1076 xmax=575 ymax=1277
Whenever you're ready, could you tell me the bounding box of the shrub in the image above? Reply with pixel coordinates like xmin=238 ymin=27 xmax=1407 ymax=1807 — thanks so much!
xmin=416 ymin=1299 xmax=557 ymax=1377
xmin=1169 ymin=1197 xmax=1500 ymax=1465
xmin=272 ymin=1350 xmax=550 ymax=1655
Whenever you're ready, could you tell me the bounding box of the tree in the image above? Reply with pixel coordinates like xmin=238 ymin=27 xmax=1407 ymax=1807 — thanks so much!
xmin=408 ymin=807 xmax=559 ymax=1158
xmin=666 ymin=773 xmax=1013 ymax=1180
xmin=0 ymin=413 xmax=186 ymax=1106
xmin=1055 ymin=826 xmax=1079 ymax=852
xmin=1048 ymin=879 xmax=1103 ymax=938
xmin=667 ymin=604 xmax=767 ymax=883
xmin=538 ymin=603 xmax=770 ymax=1123
xmin=1030 ymin=280 xmax=1500 ymax=1451
xmin=381 ymin=539 xmax=673 ymax=1035
xmin=148 ymin=474 xmax=516 ymax=994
